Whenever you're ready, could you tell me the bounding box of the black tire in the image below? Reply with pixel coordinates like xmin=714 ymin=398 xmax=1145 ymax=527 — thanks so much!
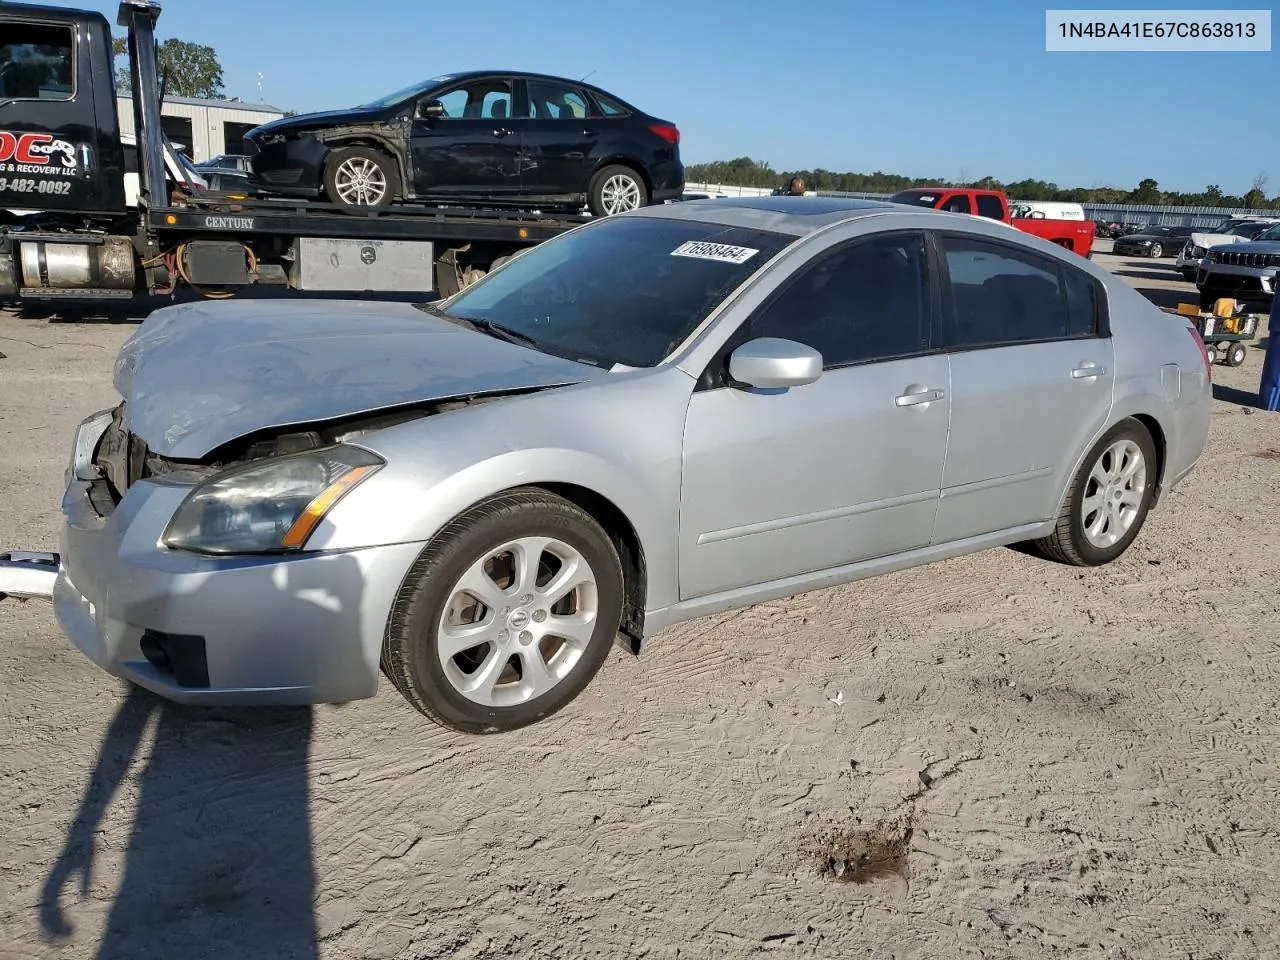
xmin=1203 ymin=342 xmax=1219 ymax=364
xmin=1226 ymin=342 xmax=1247 ymax=367
xmin=323 ymin=146 xmax=398 ymax=208
xmin=1149 ymin=243 xmax=1163 ymax=258
xmin=588 ymin=164 xmax=649 ymax=217
xmin=382 ymin=488 xmax=624 ymax=733
xmin=1032 ymin=418 xmax=1158 ymax=567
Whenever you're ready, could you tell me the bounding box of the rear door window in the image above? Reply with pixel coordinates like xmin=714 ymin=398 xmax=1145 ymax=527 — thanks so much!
xmin=939 ymin=235 xmax=1103 ymax=348
xmin=974 ymin=194 xmax=1005 ymax=220
xmin=523 ymin=80 xmax=592 ymax=119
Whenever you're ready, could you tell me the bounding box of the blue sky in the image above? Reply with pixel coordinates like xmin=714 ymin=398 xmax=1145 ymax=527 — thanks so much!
xmin=42 ymin=0 xmax=1279 ymax=194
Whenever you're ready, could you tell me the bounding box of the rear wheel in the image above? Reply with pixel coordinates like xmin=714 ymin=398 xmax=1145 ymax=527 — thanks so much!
xmin=382 ymin=489 xmax=625 ymax=733
xmin=1225 ymin=342 xmax=1247 ymax=367
xmin=1204 ymin=342 xmax=1219 ymax=364
xmin=589 ymin=165 xmax=648 ymax=216
xmin=1149 ymin=243 xmax=1164 ymax=258
xmin=324 ymin=146 xmax=398 ymax=207
xmin=1032 ymin=419 xmax=1158 ymax=567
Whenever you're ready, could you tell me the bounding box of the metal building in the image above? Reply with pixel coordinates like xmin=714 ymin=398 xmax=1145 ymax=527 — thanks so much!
xmin=115 ymin=94 xmax=285 ymax=163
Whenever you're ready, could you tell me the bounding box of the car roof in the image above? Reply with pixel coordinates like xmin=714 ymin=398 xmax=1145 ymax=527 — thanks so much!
xmin=433 ymin=70 xmax=639 ymax=104
xmin=630 ymin=195 xmax=902 ymax=236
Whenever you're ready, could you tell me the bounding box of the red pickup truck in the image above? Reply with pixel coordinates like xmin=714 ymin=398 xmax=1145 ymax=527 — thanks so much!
xmin=889 ymin=188 xmax=1095 ymax=257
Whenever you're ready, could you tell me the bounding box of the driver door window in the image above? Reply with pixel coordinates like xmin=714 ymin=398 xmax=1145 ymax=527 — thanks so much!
xmin=430 ymin=79 xmax=513 ymax=119
xmin=741 ymin=232 xmax=932 ymax=368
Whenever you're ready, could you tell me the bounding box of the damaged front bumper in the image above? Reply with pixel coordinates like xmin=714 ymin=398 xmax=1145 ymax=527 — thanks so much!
xmin=43 ymin=405 xmax=425 ymax=706
xmin=0 ymin=551 xmax=61 ymax=600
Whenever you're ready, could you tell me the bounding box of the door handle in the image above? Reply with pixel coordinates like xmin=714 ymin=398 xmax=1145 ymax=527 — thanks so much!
xmin=1071 ymin=364 xmax=1107 ymax=379
xmin=895 ymin=387 xmax=945 ymax=407
xmin=582 ymin=128 xmax=598 ymax=137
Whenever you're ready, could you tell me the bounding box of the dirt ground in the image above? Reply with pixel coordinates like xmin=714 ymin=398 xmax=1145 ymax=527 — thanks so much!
xmin=1 ymin=254 xmax=1277 ymax=960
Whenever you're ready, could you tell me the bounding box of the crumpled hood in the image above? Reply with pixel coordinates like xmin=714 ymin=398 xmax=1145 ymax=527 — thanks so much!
xmin=248 ymin=106 xmax=388 ymax=138
xmin=1189 ymin=231 xmax=1247 ymax=250
xmin=114 ymin=299 xmax=601 ymax=460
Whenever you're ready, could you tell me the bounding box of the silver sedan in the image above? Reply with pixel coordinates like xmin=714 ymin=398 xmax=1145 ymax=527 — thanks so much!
xmin=51 ymin=197 xmax=1213 ymax=732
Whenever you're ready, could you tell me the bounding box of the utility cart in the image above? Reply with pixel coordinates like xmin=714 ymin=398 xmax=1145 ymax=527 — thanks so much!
xmin=1170 ymin=301 xmax=1261 ymax=367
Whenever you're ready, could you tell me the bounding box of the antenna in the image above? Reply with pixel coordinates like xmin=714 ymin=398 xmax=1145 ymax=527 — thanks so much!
xmin=580 ymin=69 xmax=596 ymax=82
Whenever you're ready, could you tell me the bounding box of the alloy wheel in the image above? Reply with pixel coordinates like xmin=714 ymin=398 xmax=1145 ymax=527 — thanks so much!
xmin=600 ymin=174 xmax=643 ymax=215
xmin=334 ymin=157 xmax=388 ymax=205
xmin=1080 ymin=439 xmax=1147 ymax=548
xmin=436 ymin=536 xmax=599 ymax=707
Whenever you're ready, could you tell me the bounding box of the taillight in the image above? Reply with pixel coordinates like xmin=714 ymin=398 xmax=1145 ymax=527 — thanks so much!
xmin=1188 ymin=325 xmax=1212 ymax=379
xmin=648 ymin=124 xmax=680 ymax=145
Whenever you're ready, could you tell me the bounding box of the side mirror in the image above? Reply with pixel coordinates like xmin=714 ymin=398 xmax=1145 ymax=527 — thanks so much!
xmin=728 ymin=337 xmax=822 ymax=390
xmin=418 ymin=99 xmax=445 ymax=120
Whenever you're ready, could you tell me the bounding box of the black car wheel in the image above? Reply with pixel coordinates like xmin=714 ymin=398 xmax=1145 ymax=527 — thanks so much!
xmin=1032 ymin=418 xmax=1158 ymax=567
xmin=323 ymin=146 xmax=398 ymax=207
xmin=1149 ymin=243 xmax=1163 ymax=258
xmin=381 ymin=488 xmax=625 ymax=734
xmin=589 ymin=165 xmax=649 ymax=216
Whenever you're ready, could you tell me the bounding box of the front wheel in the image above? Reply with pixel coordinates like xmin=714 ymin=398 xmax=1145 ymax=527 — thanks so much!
xmin=589 ymin=165 xmax=649 ymax=216
xmin=1149 ymin=243 xmax=1164 ymax=258
xmin=1225 ymin=342 xmax=1247 ymax=367
xmin=382 ymin=489 xmax=625 ymax=733
xmin=1031 ymin=419 xmax=1158 ymax=566
xmin=323 ymin=146 xmax=398 ymax=207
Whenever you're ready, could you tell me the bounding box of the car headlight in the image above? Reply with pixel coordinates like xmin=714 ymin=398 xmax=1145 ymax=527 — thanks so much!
xmin=163 ymin=445 xmax=383 ymax=555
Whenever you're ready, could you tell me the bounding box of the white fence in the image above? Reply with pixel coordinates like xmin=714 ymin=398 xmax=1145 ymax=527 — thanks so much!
xmin=683 ymin=182 xmax=1278 ymax=229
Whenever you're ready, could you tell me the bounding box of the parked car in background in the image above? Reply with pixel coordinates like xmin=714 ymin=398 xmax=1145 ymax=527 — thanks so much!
xmin=1175 ymin=218 xmax=1280 ymax=281
xmin=244 ymin=71 xmax=683 ymax=216
xmin=889 ymin=187 xmax=1095 ymax=256
xmin=1112 ymin=225 xmax=1196 ymax=259
xmin=49 ymin=197 xmax=1209 ymax=733
xmin=1195 ymin=221 xmax=1280 ymax=308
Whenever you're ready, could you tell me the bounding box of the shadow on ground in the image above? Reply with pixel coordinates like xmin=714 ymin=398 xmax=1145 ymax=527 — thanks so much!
xmin=40 ymin=689 xmax=318 ymax=960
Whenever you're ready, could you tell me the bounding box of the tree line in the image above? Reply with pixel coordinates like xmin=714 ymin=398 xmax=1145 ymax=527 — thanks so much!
xmin=685 ymin=157 xmax=1278 ymax=210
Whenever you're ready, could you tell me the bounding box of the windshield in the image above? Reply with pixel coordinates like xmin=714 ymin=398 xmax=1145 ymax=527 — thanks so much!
xmin=430 ymin=217 xmax=794 ymax=368
xmin=357 ymin=77 xmax=448 ymax=109
xmin=1255 ymin=224 xmax=1280 ymax=242
xmin=1227 ymin=222 xmax=1265 ymax=237
xmin=889 ymin=191 xmax=944 ymax=207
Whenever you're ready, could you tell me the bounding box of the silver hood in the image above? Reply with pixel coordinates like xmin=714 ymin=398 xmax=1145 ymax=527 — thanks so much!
xmin=114 ymin=298 xmax=603 ymax=459
xmin=1189 ymin=231 xmax=1248 ymax=250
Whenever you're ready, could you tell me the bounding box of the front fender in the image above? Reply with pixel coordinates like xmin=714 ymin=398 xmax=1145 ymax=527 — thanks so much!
xmin=305 ymin=372 xmax=692 ymax=613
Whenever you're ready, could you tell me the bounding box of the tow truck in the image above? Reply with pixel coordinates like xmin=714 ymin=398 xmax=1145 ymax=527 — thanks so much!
xmin=0 ymin=0 xmax=588 ymax=307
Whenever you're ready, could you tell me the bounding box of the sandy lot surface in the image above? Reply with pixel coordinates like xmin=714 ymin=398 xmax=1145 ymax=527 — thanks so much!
xmin=1 ymin=257 xmax=1278 ymax=960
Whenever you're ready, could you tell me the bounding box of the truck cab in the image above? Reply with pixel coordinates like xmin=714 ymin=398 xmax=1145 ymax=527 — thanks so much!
xmin=0 ymin=2 xmax=129 ymax=217
xmin=888 ymin=186 xmax=1095 ymax=257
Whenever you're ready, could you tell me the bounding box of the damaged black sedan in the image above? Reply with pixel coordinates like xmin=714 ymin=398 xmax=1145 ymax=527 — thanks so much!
xmin=243 ymin=70 xmax=684 ymax=216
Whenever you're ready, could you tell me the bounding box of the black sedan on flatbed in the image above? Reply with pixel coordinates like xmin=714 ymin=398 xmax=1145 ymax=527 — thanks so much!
xmin=244 ymin=71 xmax=684 ymax=217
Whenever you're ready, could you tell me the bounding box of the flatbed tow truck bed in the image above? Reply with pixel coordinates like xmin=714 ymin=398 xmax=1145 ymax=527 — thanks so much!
xmin=157 ymin=194 xmax=590 ymax=245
